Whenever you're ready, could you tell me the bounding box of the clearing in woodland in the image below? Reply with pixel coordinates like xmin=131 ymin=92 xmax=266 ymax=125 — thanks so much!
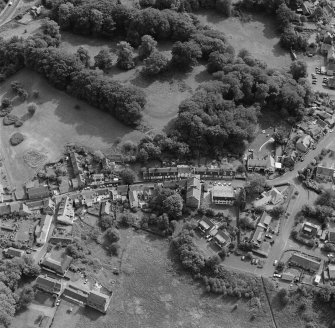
xmin=195 ymin=11 xmax=291 ymax=69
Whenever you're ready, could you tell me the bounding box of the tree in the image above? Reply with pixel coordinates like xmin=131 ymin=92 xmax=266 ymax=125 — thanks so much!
xmin=100 ymin=214 xmax=114 ymax=230
xmin=270 ymin=206 xmax=285 ymax=219
xmin=216 ymin=0 xmax=232 ymax=16
xmin=106 ymin=228 xmax=120 ymax=243
xmin=278 ymin=288 xmax=289 ymax=305
xmin=318 ymin=286 xmax=332 ymax=303
xmin=162 ymin=193 xmax=183 ymax=219
xmin=273 ymin=129 xmax=286 ymax=145
xmin=41 ymin=19 xmax=61 ymax=46
xmin=142 ymin=51 xmax=169 ymax=76
xmin=116 ymin=41 xmax=135 ymax=70
xmin=119 ymin=213 xmax=135 ymax=227
xmin=245 ymin=174 xmax=268 ymax=200
xmin=109 ymin=242 xmax=120 ymax=256
xmin=94 ymin=48 xmax=113 ymax=72
xmin=316 ymin=189 xmax=335 ymax=209
xmin=205 ymin=255 xmax=221 ymax=271
xmin=76 ymin=47 xmax=91 ymax=67
xmin=171 ymin=41 xmax=202 ymax=70
xmin=16 ymin=285 xmax=34 ymax=310
xmin=27 ymin=103 xmax=37 ymax=115
xmin=138 ymin=35 xmax=157 ymax=60
xmin=120 ymin=168 xmax=136 ymax=185
xmin=290 ymin=60 xmax=307 ymax=80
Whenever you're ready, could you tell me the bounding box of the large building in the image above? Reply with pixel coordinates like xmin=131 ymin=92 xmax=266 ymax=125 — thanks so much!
xmin=186 ymin=175 xmax=201 ymax=209
xmin=41 ymin=254 xmax=73 ymax=276
xmin=316 ymin=165 xmax=335 ymax=182
xmin=36 ymin=214 xmax=53 ymax=245
xmin=289 ymin=253 xmax=321 ymax=272
xmin=26 ymin=185 xmax=49 ymax=200
xmin=247 ymin=156 xmax=275 ymax=173
xmin=57 ymin=196 xmax=75 ymax=225
xmin=35 ymin=275 xmax=62 ymax=294
xmin=211 ymin=185 xmax=235 ymax=205
xmin=87 ymin=290 xmax=112 ymax=314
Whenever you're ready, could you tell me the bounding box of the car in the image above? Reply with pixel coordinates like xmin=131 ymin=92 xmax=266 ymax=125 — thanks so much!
xmin=241 ymin=256 xmax=245 ymax=261
xmin=8 ymin=1 xmax=12 ymax=5
xmin=273 ymin=260 xmax=278 ymax=266
xmin=273 ymin=273 xmax=282 ymax=278
xmin=206 ymin=236 xmax=213 ymax=242
xmin=84 ymin=279 xmax=88 ymax=284
xmin=262 ymin=130 xmax=266 ymax=134
xmin=56 ymin=300 xmax=60 ymax=306
xmin=330 ymin=130 xmax=333 ymax=133
xmin=328 ymin=254 xmax=334 ymax=258
xmin=265 ymin=234 xmax=272 ymax=239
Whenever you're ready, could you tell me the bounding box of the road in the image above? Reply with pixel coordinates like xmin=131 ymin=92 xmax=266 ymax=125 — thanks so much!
xmin=0 ymin=0 xmax=21 ymax=27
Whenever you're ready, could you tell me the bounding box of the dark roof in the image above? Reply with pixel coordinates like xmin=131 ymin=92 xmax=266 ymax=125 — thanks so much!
xmin=27 ymin=186 xmax=49 ymax=200
xmin=198 ymin=217 xmax=215 ymax=231
xmin=42 ymin=255 xmax=73 ymax=275
xmin=290 ymin=253 xmax=320 ymax=271
xmin=36 ymin=275 xmax=61 ymax=292
xmin=87 ymin=290 xmax=110 ymax=310
xmin=6 ymin=247 xmax=24 ymax=257
xmin=0 ymin=205 xmax=10 ymax=216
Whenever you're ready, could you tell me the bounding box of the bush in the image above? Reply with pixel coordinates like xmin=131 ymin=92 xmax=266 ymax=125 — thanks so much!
xmin=32 ymin=90 xmax=39 ymax=98
xmin=106 ymin=227 xmax=120 ymax=243
xmin=3 ymin=114 xmax=19 ymax=125
xmin=109 ymin=242 xmax=120 ymax=256
xmin=1 ymin=97 xmax=11 ymax=108
xmin=27 ymin=103 xmax=37 ymax=114
xmin=9 ymin=132 xmax=24 ymax=146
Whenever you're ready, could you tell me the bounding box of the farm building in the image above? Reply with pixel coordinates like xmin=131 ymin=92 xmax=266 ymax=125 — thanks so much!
xmin=316 ymin=165 xmax=335 ymax=182
xmin=57 ymin=196 xmax=75 ymax=225
xmin=36 ymin=214 xmax=53 ymax=245
xmin=289 ymin=253 xmax=321 ymax=272
xmin=4 ymin=247 xmax=25 ymax=258
xmin=41 ymin=254 xmax=73 ymax=276
xmin=87 ymin=290 xmax=112 ymax=313
xmin=27 ymin=185 xmax=49 ymax=200
xmin=35 ymin=275 xmax=62 ymax=294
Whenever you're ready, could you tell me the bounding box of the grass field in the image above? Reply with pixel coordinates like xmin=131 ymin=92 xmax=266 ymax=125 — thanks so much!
xmin=70 ymin=230 xmax=274 ymax=328
xmin=0 ymin=69 xmax=134 ymax=193
xmin=195 ymin=11 xmax=291 ymax=69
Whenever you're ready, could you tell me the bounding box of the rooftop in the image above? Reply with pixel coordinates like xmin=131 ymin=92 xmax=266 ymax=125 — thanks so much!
xmin=212 ymin=185 xmax=235 ymax=198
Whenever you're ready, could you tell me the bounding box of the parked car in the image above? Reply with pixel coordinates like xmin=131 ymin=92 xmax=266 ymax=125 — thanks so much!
xmin=273 ymin=260 xmax=278 ymax=266
xmin=265 ymin=234 xmax=272 ymax=239
xmin=273 ymin=273 xmax=282 ymax=278
xmin=241 ymin=256 xmax=245 ymax=261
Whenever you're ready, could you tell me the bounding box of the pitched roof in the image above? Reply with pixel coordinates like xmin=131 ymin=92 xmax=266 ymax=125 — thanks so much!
xmin=329 ymin=230 xmax=335 ymax=243
xmin=186 ymin=175 xmax=201 ymax=201
xmin=316 ymin=166 xmax=335 ymax=177
xmin=87 ymin=290 xmax=110 ymax=310
xmin=36 ymin=275 xmax=61 ymax=292
xmin=198 ymin=217 xmax=215 ymax=231
xmin=41 ymin=254 xmax=73 ymax=275
xmin=290 ymin=253 xmax=320 ymax=271
xmin=214 ymin=230 xmax=231 ymax=245
xmin=6 ymin=247 xmax=24 ymax=257
xmin=0 ymin=204 xmax=10 ymax=216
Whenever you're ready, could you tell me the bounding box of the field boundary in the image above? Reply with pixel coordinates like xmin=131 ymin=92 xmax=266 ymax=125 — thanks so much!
xmin=261 ymin=276 xmax=278 ymax=328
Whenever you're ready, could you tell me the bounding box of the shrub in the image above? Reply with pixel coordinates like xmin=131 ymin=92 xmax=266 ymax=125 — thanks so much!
xmin=32 ymin=90 xmax=39 ymax=98
xmin=106 ymin=227 xmax=120 ymax=243
xmin=9 ymin=132 xmax=24 ymax=146
xmin=14 ymin=120 xmax=23 ymax=127
xmin=3 ymin=114 xmax=19 ymax=125
xmin=109 ymin=242 xmax=120 ymax=256
xmin=1 ymin=97 xmax=11 ymax=108
xmin=27 ymin=103 xmax=37 ymax=114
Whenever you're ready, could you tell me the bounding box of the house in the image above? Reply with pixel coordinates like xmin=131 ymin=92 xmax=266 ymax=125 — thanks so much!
xmin=4 ymin=247 xmax=24 ymax=258
xmin=186 ymin=175 xmax=201 ymax=209
xmin=258 ymin=211 xmax=272 ymax=229
xmin=43 ymin=198 xmax=55 ymax=215
xmin=27 ymin=185 xmax=49 ymax=200
xmin=87 ymin=290 xmax=112 ymax=313
xmin=0 ymin=204 xmax=11 ymax=216
xmin=289 ymin=253 xmax=321 ymax=272
xmin=20 ymin=203 xmax=31 ymax=216
xmin=316 ymin=165 xmax=335 ymax=182
xmin=328 ymin=230 xmax=335 ymax=243
xmin=302 ymin=222 xmax=319 ymax=237
xmin=57 ymin=196 xmax=75 ymax=225
xmin=101 ymin=201 xmax=111 ymax=216
xmin=36 ymin=214 xmax=53 ymax=245
xmin=247 ymin=156 xmax=275 ymax=173
xmin=129 ymin=190 xmax=139 ymax=208
xmin=251 ymin=226 xmax=265 ymax=246
xmin=213 ymin=230 xmax=231 ymax=248
xmin=255 ymin=187 xmax=284 ymax=207
xmin=329 ymin=264 xmax=335 ymax=280
xmin=296 ymin=135 xmax=313 ymax=153
xmin=116 ymin=185 xmax=128 ymax=201
xmin=35 ymin=275 xmax=62 ymax=294
xmin=9 ymin=202 xmax=20 ymax=213
xmin=41 ymin=254 xmax=73 ymax=276
xmin=211 ymin=185 xmax=235 ymax=205
xmin=26 ymin=199 xmax=44 ymax=211
xmin=281 ymin=272 xmax=295 ymax=282
xmin=91 ymin=174 xmax=104 ymax=186
xmin=198 ymin=217 xmax=216 ymax=234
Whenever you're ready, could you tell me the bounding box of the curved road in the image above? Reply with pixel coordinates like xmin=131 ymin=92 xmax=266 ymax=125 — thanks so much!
xmin=0 ymin=0 xmax=21 ymax=27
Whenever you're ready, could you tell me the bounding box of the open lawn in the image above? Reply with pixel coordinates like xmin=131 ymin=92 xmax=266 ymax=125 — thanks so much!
xmin=10 ymin=308 xmax=45 ymax=328
xmin=195 ymin=11 xmax=291 ymax=69
xmin=0 ymin=69 xmax=135 ymax=194
xmin=60 ymin=33 xmax=211 ymax=131
xmin=73 ymin=230 xmax=274 ymax=328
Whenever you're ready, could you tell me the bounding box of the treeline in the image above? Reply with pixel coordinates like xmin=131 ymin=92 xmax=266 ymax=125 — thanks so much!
xmin=238 ymin=0 xmax=308 ymax=50
xmin=0 ymin=256 xmax=40 ymax=327
xmin=139 ymin=0 xmax=233 ymax=16
xmin=0 ymin=20 xmax=146 ymax=126
xmin=171 ymin=228 xmax=262 ymax=298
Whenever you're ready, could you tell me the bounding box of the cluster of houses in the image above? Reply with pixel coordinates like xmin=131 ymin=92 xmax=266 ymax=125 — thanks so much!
xmin=197 ymin=217 xmax=231 ymax=249
xmin=35 ymin=275 xmax=112 ymax=313
xmin=142 ymin=166 xmax=236 ymax=181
